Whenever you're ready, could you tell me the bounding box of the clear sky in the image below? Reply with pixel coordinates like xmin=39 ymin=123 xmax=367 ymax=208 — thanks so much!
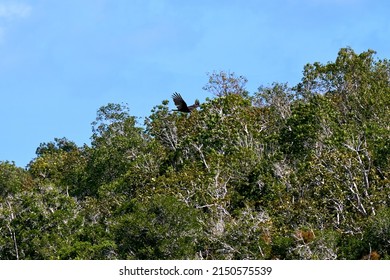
xmin=1 ymin=0 xmax=389 ymax=167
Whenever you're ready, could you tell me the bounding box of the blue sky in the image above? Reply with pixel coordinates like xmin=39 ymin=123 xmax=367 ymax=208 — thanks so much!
xmin=1 ymin=0 xmax=389 ymax=167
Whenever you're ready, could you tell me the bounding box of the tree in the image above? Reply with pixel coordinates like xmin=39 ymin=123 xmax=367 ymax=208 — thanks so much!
xmin=203 ymin=71 xmax=248 ymax=97
xmin=28 ymin=138 xmax=87 ymax=198
xmin=85 ymin=103 xmax=145 ymax=196
xmin=113 ymin=195 xmax=202 ymax=259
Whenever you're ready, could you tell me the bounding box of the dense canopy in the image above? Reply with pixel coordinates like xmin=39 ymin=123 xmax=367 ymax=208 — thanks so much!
xmin=1 ymin=48 xmax=390 ymax=260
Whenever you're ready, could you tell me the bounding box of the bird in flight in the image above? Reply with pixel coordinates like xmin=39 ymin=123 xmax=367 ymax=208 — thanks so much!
xmin=172 ymin=92 xmax=200 ymax=113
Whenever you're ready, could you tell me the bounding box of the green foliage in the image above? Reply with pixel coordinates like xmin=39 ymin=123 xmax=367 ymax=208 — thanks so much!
xmin=0 ymin=184 xmax=81 ymax=259
xmin=113 ymin=195 xmax=202 ymax=259
xmin=280 ymin=99 xmax=320 ymax=157
xmin=0 ymin=161 xmax=33 ymax=197
xmin=1 ymin=47 xmax=390 ymax=259
xmin=363 ymin=208 xmax=390 ymax=259
xmin=87 ymin=103 xmax=145 ymax=192
xmin=271 ymin=235 xmax=295 ymax=259
xmin=28 ymin=138 xmax=87 ymax=197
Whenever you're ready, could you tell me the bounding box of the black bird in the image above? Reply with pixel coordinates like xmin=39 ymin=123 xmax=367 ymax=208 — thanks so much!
xmin=172 ymin=92 xmax=200 ymax=113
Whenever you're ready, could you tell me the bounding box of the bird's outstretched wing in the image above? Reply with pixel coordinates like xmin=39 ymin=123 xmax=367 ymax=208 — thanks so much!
xmin=172 ymin=92 xmax=190 ymax=112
